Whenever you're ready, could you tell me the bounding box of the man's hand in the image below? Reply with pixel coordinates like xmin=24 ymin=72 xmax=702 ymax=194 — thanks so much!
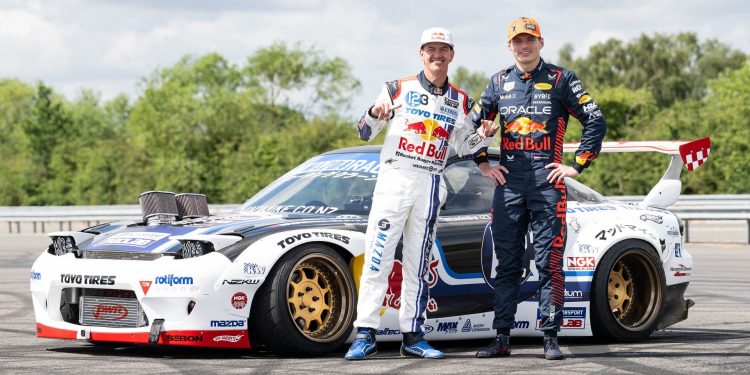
xmin=477 ymin=119 xmax=500 ymax=138
xmin=369 ymin=101 xmax=403 ymax=120
xmin=545 ymin=163 xmax=579 ymax=183
xmin=479 ymin=162 xmax=508 ymax=185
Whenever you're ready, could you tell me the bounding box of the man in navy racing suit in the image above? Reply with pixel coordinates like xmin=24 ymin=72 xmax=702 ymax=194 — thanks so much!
xmin=345 ymin=27 xmax=498 ymax=360
xmin=472 ymin=17 xmax=607 ymax=360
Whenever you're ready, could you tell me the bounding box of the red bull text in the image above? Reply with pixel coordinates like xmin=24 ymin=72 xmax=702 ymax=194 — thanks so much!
xmin=502 ymin=136 xmax=551 ymax=151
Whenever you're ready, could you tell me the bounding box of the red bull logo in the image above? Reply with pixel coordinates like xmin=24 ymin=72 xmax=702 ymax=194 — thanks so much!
xmin=400 ymin=119 xmax=450 ymax=159
xmin=406 ymin=119 xmax=449 ymax=142
xmin=431 ymin=126 xmax=450 ymax=142
xmin=405 ymin=121 xmax=427 ymax=135
xmin=502 ymin=136 xmax=551 ymax=151
xmin=398 ymin=138 xmax=448 ymax=159
xmin=504 ymin=117 xmax=547 ymax=135
xmin=382 ymin=259 xmax=440 ymax=313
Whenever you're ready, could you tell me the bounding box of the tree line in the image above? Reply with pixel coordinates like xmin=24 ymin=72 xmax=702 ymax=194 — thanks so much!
xmin=0 ymin=33 xmax=747 ymax=206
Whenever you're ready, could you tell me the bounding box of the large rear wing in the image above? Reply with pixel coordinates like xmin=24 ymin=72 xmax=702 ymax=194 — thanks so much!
xmin=563 ymin=137 xmax=711 ymax=208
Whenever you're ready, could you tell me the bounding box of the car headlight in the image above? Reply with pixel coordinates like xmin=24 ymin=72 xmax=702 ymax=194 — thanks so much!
xmin=178 ymin=240 xmax=215 ymax=259
xmin=48 ymin=236 xmax=80 ymax=257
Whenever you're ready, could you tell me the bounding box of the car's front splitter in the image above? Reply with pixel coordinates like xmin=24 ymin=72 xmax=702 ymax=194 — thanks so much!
xmin=35 ymin=322 xmax=251 ymax=348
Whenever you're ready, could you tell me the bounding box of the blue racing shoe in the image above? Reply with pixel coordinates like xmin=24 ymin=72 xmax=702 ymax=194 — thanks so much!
xmin=344 ymin=328 xmax=377 ymax=360
xmin=400 ymin=332 xmax=445 ymax=359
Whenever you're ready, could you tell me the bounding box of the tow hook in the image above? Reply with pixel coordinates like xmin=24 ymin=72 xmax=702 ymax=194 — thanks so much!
xmin=149 ymin=319 xmax=165 ymax=344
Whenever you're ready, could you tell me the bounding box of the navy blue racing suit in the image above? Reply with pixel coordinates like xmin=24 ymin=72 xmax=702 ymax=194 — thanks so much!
xmin=471 ymin=59 xmax=607 ymax=333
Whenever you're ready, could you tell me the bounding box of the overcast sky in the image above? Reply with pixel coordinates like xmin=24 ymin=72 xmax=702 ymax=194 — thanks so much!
xmin=1 ymin=0 xmax=747 ymax=118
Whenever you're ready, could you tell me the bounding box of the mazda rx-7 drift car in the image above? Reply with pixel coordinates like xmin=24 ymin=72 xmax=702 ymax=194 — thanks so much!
xmin=30 ymin=138 xmax=710 ymax=355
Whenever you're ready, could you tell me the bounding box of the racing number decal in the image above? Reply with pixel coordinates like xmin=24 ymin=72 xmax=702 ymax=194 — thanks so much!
xmin=406 ymin=91 xmax=429 ymax=106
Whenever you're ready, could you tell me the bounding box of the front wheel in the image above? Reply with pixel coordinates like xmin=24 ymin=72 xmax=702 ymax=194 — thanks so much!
xmin=591 ymin=240 xmax=665 ymax=342
xmin=249 ymin=244 xmax=356 ymax=355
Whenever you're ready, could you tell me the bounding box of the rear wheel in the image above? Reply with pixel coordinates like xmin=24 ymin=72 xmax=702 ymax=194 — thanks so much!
xmin=591 ymin=240 xmax=665 ymax=342
xmin=249 ymin=244 xmax=356 ymax=355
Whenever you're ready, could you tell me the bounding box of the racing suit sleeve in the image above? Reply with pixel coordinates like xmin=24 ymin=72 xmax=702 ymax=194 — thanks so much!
xmin=356 ymin=81 xmax=399 ymax=141
xmin=451 ymin=96 xmax=495 ymax=158
xmin=563 ymin=72 xmax=607 ymax=173
xmin=469 ymin=77 xmax=501 ymax=165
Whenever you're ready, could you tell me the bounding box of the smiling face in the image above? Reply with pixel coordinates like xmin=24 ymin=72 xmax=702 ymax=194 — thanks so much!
xmin=419 ymin=42 xmax=454 ymax=75
xmin=508 ymin=33 xmax=544 ymax=69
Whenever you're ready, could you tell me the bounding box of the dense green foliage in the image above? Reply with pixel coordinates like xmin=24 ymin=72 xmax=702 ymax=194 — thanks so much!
xmin=1 ymin=34 xmax=747 ymax=205
xmin=0 ymin=43 xmax=364 ymax=205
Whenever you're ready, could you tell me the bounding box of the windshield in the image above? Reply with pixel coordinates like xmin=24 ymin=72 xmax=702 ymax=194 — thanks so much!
xmin=565 ymin=177 xmax=606 ymax=203
xmin=238 ymin=152 xmax=380 ymax=215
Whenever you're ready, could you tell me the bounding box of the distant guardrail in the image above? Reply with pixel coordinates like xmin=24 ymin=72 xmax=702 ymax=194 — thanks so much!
xmin=0 ymin=204 xmax=239 ymax=234
xmin=609 ymin=195 xmax=750 ymax=243
xmin=1 ymin=196 xmax=749 ymax=242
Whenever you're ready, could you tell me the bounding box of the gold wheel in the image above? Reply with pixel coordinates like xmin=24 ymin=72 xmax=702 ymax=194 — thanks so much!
xmin=284 ymin=252 xmax=355 ymax=343
xmin=592 ymin=241 xmax=666 ymax=342
xmin=605 ymin=247 xmax=662 ymax=332
xmin=608 ymin=261 xmax=634 ymax=320
xmin=288 ymin=262 xmax=334 ymax=336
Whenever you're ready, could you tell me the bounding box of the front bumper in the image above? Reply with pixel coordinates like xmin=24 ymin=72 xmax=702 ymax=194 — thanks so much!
xmin=30 ymin=250 xmax=259 ymax=349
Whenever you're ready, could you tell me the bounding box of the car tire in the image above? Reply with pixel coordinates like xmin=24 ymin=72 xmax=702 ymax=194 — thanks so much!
xmin=591 ymin=239 xmax=665 ymax=342
xmin=249 ymin=244 xmax=356 ymax=356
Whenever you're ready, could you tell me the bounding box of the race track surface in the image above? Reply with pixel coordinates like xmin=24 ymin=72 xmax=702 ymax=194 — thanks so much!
xmin=1 ymin=230 xmax=749 ymax=374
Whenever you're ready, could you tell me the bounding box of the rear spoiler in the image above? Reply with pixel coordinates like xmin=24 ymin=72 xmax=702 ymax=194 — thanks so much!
xmin=563 ymin=137 xmax=711 ymax=209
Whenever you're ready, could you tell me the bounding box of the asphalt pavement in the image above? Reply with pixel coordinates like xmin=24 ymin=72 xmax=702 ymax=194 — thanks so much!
xmin=1 ymin=225 xmax=749 ymax=374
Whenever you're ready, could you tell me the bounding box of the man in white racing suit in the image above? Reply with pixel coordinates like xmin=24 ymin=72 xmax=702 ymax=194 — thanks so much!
xmin=345 ymin=27 xmax=498 ymax=360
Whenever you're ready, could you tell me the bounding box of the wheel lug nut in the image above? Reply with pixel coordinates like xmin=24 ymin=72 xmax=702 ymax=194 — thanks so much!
xmin=308 ymin=307 xmax=315 ymax=312
xmin=312 ymin=296 xmax=319 ymax=302
xmin=298 ymin=292 xmax=304 ymax=297
xmin=306 ymin=287 xmax=313 ymax=292
xmin=300 ymin=304 xmax=306 ymax=309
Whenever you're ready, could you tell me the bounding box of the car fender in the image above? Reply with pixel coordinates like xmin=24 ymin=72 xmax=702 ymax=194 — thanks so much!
xmin=573 ymin=219 xmax=662 ymax=272
xmin=217 ymin=228 xmax=364 ymax=315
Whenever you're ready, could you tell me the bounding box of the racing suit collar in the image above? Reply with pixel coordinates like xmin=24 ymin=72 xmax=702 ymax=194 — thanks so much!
xmin=513 ymin=58 xmax=545 ymax=80
xmin=417 ymin=71 xmax=450 ymax=96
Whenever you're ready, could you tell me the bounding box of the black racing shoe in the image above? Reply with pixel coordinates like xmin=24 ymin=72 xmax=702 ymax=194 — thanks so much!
xmin=543 ymin=336 xmax=564 ymax=360
xmin=475 ymin=334 xmax=511 ymax=358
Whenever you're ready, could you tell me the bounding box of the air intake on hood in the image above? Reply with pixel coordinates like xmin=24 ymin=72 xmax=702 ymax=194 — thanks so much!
xmin=175 ymin=193 xmax=210 ymax=218
xmin=139 ymin=191 xmax=179 ymax=225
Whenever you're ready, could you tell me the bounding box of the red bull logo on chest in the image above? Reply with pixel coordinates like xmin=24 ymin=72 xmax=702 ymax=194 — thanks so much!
xmin=399 ymin=119 xmax=450 ymax=159
xmin=406 ymin=119 xmax=450 ymax=142
xmin=502 ymin=136 xmax=551 ymax=151
xmin=504 ymin=117 xmax=547 ymax=135
xmin=502 ymin=117 xmax=552 ymax=151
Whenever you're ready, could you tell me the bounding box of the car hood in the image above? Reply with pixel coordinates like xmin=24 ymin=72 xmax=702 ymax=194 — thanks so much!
xmin=81 ymin=212 xmax=367 ymax=254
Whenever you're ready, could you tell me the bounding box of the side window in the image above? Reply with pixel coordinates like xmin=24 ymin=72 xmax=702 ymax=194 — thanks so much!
xmin=442 ymin=159 xmax=496 ymax=215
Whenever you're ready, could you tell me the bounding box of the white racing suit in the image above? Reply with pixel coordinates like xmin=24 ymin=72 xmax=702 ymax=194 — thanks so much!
xmin=354 ymin=71 xmax=492 ymax=333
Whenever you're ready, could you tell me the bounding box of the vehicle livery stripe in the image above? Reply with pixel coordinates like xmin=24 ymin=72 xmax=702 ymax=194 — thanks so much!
xmin=149 ymin=222 xmax=247 ymax=253
xmin=564 ymin=271 xmax=595 ymax=277
xmin=433 ymin=238 xmax=483 ymax=280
